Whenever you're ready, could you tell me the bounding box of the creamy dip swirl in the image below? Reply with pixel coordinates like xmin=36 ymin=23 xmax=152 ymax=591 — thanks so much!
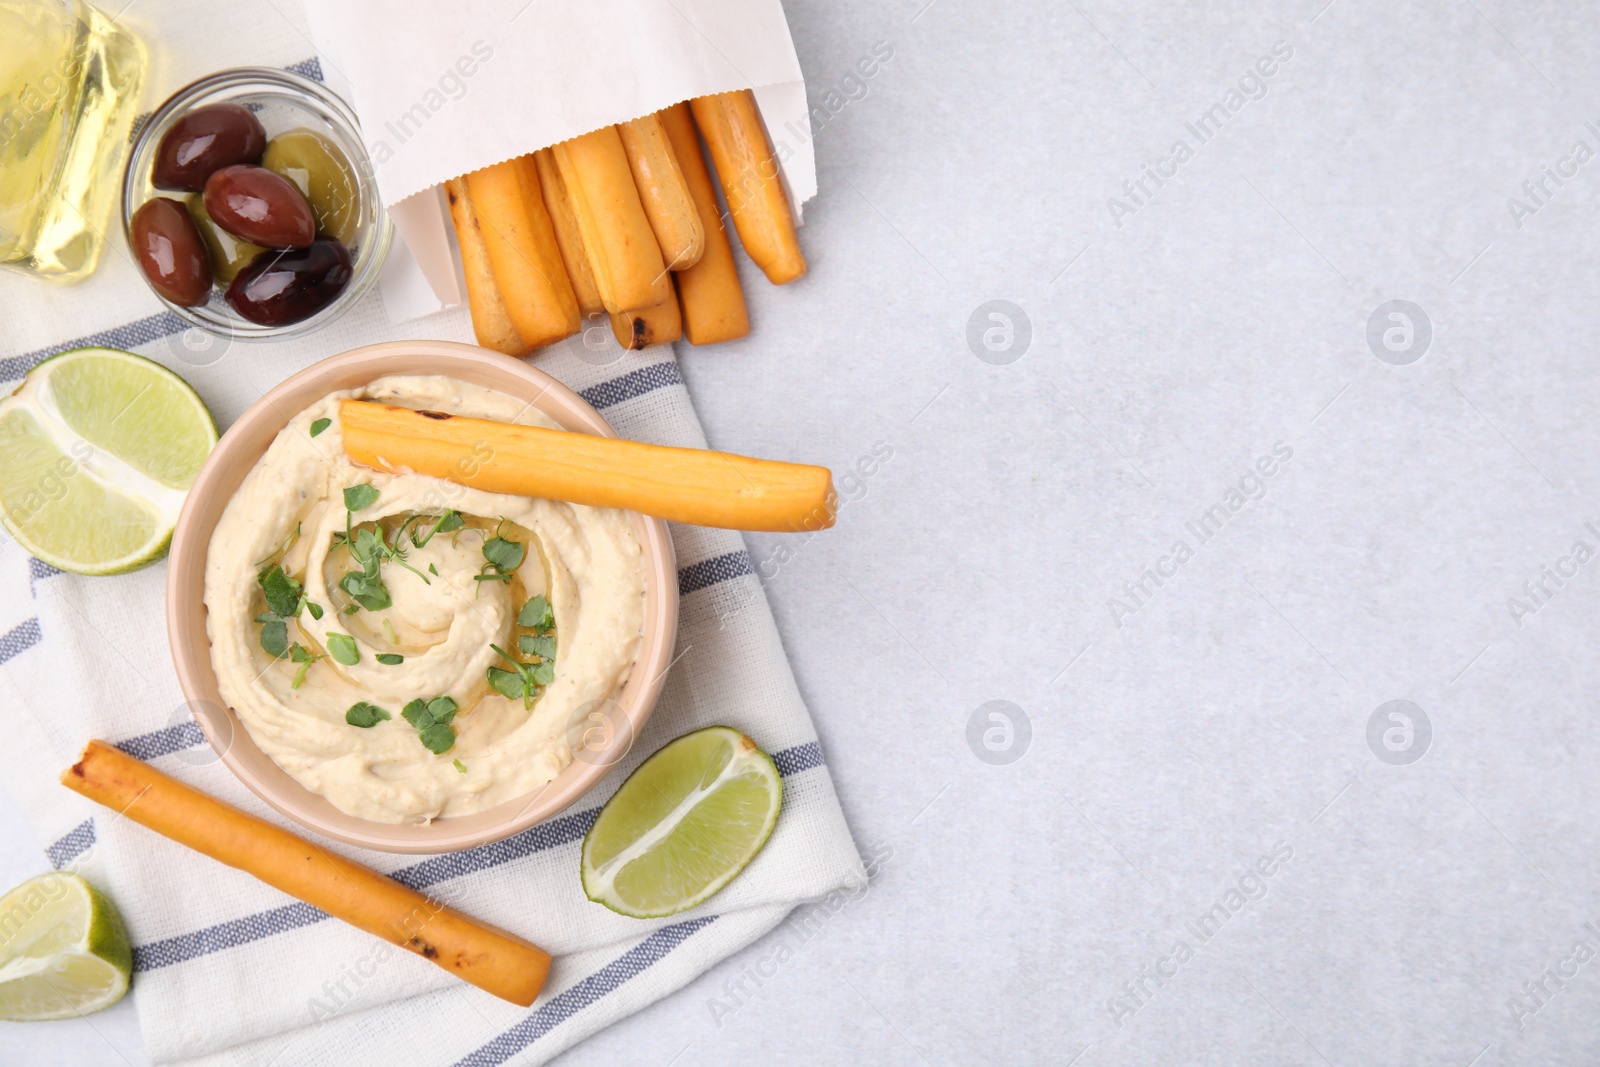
xmin=203 ymin=375 xmax=645 ymax=823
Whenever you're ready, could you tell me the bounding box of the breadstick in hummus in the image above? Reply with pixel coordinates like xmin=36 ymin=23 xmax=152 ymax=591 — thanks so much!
xmin=340 ymin=400 xmax=836 ymax=533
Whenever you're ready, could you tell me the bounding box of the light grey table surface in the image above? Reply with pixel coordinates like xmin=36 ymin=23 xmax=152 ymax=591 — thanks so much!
xmin=9 ymin=0 xmax=1600 ymax=1063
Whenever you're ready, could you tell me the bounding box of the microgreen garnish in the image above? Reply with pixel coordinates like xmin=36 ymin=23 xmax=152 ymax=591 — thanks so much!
xmin=343 ymin=483 xmax=380 ymax=511
xmin=411 ymin=509 xmax=463 ymax=549
xmin=258 ymin=564 xmax=303 ymax=618
xmin=376 ymin=653 xmax=404 ymax=665
xmin=256 ymin=613 xmax=289 ymax=658
xmin=487 ymin=643 xmax=548 ymax=708
xmin=289 ymin=643 xmax=323 ymax=688
xmin=482 ymin=536 xmax=525 ymax=570
xmin=253 ymin=564 xmax=307 ymax=660
xmin=345 ymin=702 xmax=389 ymax=728
xmin=383 ymin=618 xmax=399 ymax=645
xmin=327 ymin=633 xmax=359 ymax=665
xmin=306 ymin=601 xmax=324 ymax=620
xmin=518 ymin=634 xmax=556 ymax=660
xmin=403 ymin=694 xmax=460 ymax=726
xmin=486 ymin=664 xmax=525 ymax=702
xmin=339 ymin=525 xmax=394 ymax=611
xmin=340 ymin=571 xmax=391 ymax=611
xmin=428 ymin=563 xmax=438 ymax=576
xmin=310 ymin=417 xmax=331 ymax=437
xmin=475 ymin=533 xmax=524 ymax=586
xmin=401 ymin=696 xmax=458 ymax=754
xmin=484 ymin=596 xmax=557 ymax=704
xmin=518 ymin=595 xmax=553 ymax=632
xmin=336 ymin=508 xmax=439 ymax=613
xmin=453 ymin=759 xmax=467 ymax=773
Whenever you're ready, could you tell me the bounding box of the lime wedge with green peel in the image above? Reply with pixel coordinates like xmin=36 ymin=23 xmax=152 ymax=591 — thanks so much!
xmin=0 ymin=346 xmax=216 ymax=574
xmin=0 ymin=872 xmax=132 ymax=1021
xmin=582 ymin=726 xmax=783 ymax=918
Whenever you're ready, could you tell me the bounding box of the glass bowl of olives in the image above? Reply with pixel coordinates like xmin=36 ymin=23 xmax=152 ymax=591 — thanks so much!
xmin=122 ymin=67 xmax=392 ymax=339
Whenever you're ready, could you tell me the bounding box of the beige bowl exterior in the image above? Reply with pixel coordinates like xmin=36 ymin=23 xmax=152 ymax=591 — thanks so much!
xmin=166 ymin=341 xmax=678 ymax=853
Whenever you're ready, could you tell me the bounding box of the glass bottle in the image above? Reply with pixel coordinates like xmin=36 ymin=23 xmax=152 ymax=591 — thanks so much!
xmin=0 ymin=0 xmax=146 ymax=284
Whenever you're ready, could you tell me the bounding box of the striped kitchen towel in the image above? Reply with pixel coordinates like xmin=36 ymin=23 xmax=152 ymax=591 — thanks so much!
xmin=0 ymin=42 xmax=860 ymax=1064
xmin=0 ymin=299 xmax=863 ymax=1064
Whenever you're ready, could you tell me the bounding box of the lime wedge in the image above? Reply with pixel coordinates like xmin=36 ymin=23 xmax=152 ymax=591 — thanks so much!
xmin=0 ymin=346 xmax=216 ymax=574
xmin=582 ymin=726 xmax=782 ymax=918
xmin=0 ymin=872 xmax=132 ymax=1021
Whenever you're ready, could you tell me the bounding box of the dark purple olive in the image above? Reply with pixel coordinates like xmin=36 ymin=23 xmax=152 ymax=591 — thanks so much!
xmin=225 ymin=240 xmax=352 ymax=326
xmin=130 ymin=197 xmax=213 ymax=306
xmin=203 ymin=165 xmax=316 ymax=249
xmin=151 ymin=103 xmax=267 ymax=191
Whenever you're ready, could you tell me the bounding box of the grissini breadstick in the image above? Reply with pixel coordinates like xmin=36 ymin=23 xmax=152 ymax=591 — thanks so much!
xmin=658 ymin=103 xmax=750 ymax=345
xmin=61 ymin=740 xmax=551 ymax=1007
xmin=552 ymin=127 xmax=672 ymax=314
xmin=465 ymin=158 xmax=580 ymax=348
xmin=609 ymin=282 xmax=683 ymax=350
xmin=616 ymin=113 xmax=705 ymax=270
xmin=340 ymin=400 xmax=836 ymax=533
xmin=532 ymin=148 xmax=605 ymax=317
xmin=689 ymin=90 xmax=806 ymax=285
xmin=444 ymin=177 xmax=526 ymax=356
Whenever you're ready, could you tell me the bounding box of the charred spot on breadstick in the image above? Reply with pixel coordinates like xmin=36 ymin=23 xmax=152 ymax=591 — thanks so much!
xmin=418 ymin=410 xmax=453 ymax=420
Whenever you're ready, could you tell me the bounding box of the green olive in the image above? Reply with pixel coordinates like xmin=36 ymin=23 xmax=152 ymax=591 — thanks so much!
xmin=184 ymin=193 xmax=265 ymax=284
xmin=262 ymin=129 xmax=360 ymax=246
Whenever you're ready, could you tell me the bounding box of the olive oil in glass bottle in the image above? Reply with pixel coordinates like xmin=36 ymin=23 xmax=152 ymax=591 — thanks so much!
xmin=0 ymin=0 xmax=146 ymax=284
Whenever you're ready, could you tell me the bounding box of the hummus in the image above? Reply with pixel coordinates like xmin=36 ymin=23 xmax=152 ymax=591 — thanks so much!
xmin=203 ymin=375 xmax=645 ymax=824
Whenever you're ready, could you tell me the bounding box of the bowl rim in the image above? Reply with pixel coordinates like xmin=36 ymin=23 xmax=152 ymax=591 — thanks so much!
xmin=166 ymin=341 xmax=679 ymax=853
xmin=122 ymin=65 xmax=393 ymax=343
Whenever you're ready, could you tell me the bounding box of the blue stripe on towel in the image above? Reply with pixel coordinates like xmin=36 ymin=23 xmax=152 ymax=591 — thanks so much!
xmin=131 ymin=903 xmax=328 ymax=972
xmin=0 ymin=618 xmax=41 ymax=665
xmin=678 ymin=550 xmax=753 ymax=596
xmin=115 ymin=721 xmax=207 ymax=762
xmin=0 ymin=310 xmax=188 ymax=383
xmin=283 ymin=57 xmax=325 ymax=83
xmin=114 ymin=742 xmax=823 ymax=972
xmin=47 ymin=818 xmax=96 ymax=869
xmin=389 ymin=808 xmax=597 ymax=892
xmin=453 ymin=916 xmax=718 ymax=1066
xmin=27 ymin=558 xmax=62 ymax=591
xmin=578 ymin=361 xmax=682 ymax=411
xmin=772 ymin=740 xmax=823 ymax=778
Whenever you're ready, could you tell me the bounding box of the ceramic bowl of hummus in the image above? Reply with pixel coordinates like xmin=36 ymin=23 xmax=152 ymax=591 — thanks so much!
xmin=166 ymin=340 xmax=677 ymax=853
